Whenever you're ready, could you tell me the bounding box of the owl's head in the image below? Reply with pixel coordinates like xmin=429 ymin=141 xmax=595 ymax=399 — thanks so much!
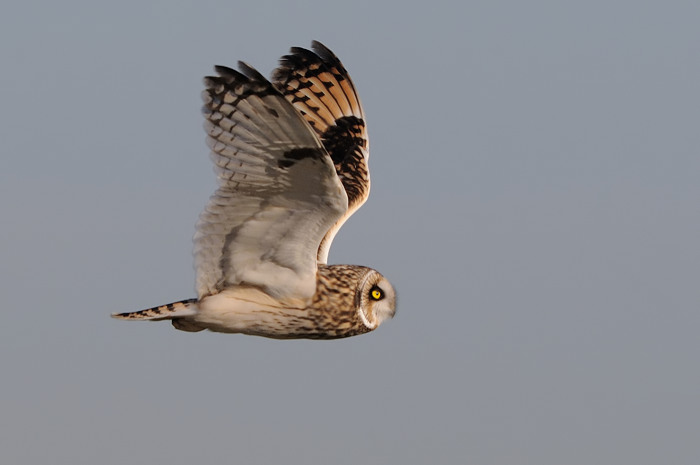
xmin=356 ymin=270 xmax=396 ymax=330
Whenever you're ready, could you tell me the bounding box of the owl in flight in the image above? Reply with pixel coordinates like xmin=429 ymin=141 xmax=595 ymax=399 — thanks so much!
xmin=112 ymin=41 xmax=396 ymax=339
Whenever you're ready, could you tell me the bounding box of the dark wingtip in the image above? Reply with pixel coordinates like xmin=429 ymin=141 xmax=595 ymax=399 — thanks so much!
xmin=273 ymin=47 xmax=311 ymax=83
xmin=237 ymin=61 xmax=267 ymax=82
xmin=310 ymin=40 xmax=332 ymax=57
xmin=287 ymin=46 xmax=318 ymax=65
xmin=206 ymin=62 xmax=272 ymax=91
xmin=213 ymin=65 xmax=246 ymax=81
xmin=311 ymin=41 xmax=342 ymax=66
xmin=214 ymin=64 xmax=235 ymax=75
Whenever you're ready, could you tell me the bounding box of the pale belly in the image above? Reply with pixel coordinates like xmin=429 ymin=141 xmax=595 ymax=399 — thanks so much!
xmin=191 ymin=288 xmax=317 ymax=337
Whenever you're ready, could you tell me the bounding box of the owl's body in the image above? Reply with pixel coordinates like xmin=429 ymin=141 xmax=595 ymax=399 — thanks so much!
xmin=113 ymin=42 xmax=396 ymax=339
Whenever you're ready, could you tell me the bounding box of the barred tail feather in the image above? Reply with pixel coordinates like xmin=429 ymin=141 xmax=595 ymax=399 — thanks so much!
xmin=112 ymin=299 xmax=198 ymax=321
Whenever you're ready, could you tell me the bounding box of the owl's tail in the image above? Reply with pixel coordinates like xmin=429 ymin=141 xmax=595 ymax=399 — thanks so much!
xmin=111 ymin=299 xmax=198 ymax=321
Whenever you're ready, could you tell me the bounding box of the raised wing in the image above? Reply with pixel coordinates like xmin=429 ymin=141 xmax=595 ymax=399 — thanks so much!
xmin=195 ymin=62 xmax=348 ymax=301
xmin=273 ymin=41 xmax=370 ymax=264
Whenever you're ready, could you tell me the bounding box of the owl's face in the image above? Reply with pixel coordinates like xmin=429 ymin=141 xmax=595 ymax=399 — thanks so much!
xmin=357 ymin=270 xmax=396 ymax=330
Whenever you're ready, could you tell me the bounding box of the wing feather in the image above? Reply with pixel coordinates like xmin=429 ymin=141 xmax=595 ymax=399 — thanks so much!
xmin=273 ymin=41 xmax=370 ymax=263
xmin=195 ymin=62 xmax=347 ymax=300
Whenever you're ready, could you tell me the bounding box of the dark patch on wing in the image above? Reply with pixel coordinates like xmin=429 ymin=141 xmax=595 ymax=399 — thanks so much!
xmin=333 ymin=146 xmax=368 ymax=209
xmin=320 ymin=116 xmax=366 ymax=165
xmin=277 ymin=147 xmax=326 ymax=169
xmin=318 ymin=116 xmax=368 ymax=208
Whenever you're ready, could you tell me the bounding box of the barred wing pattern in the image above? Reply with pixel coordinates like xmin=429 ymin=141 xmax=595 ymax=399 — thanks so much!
xmin=195 ymin=62 xmax=348 ymax=301
xmin=273 ymin=41 xmax=370 ymax=264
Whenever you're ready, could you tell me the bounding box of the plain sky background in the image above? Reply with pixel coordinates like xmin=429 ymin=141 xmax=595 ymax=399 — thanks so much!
xmin=1 ymin=0 xmax=699 ymax=464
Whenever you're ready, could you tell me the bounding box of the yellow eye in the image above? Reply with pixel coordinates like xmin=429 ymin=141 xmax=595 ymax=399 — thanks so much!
xmin=370 ymin=287 xmax=384 ymax=300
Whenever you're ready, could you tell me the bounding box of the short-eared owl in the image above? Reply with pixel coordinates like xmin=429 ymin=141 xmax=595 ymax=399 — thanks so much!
xmin=112 ymin=41 xmax=396 ymax=339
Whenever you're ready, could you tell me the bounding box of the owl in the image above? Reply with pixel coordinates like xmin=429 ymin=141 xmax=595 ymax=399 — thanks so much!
xmin=112 ymin=41 xmax=396 ymax=339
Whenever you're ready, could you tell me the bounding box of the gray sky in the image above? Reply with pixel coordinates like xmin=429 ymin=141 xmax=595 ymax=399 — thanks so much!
xmin=2 ymin=0 xmax=699 ymax=464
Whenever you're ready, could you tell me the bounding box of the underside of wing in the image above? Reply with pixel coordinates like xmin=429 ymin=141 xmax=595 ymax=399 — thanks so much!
xmin=273 ymin=41 xmax=370 ymax=263
xmin=196 ymin=62 xmax=348 ymax=300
